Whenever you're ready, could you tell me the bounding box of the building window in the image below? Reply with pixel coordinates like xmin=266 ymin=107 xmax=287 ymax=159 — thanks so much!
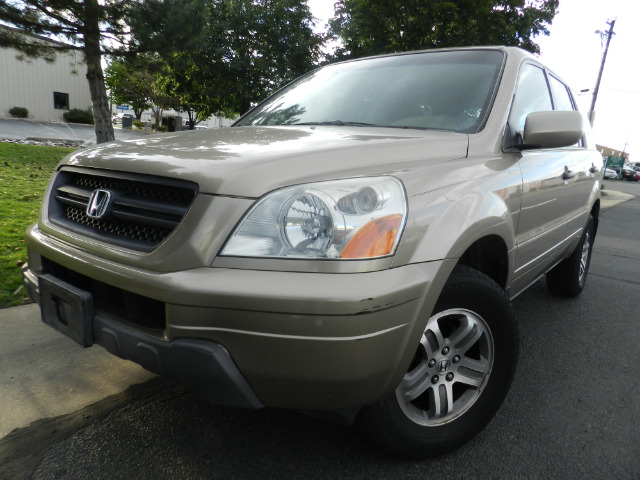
xmin=53 ymin=92 xmax=69 ymax=110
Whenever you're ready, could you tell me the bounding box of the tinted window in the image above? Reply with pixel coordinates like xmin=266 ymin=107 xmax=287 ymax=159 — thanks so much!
xmin=548 ymin=75 xmax=574 ymax=111
xmin=236 ymin=50 xmax=505 ymax=133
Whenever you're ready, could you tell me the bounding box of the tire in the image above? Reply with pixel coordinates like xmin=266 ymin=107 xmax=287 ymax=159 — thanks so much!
xmin=360 ymin=265 xmax=518 ymax=458
xmin=546 ymin=215 xmax=596 ymax=298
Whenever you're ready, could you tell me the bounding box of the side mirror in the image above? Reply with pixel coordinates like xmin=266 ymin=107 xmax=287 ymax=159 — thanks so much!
xmin=520 ymin=110 xmax=584 ymax=149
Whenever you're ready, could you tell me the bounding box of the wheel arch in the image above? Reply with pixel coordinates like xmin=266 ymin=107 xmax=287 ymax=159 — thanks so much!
xmin=457 ymin=234 xmax=510 ymax=290
xmin=393 ymin=222 xmax=513 ymax=370
xmin=387 ymin=229 xmax=512 ymax=401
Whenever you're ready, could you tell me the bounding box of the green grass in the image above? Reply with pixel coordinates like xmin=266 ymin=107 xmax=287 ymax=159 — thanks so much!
xmin=0 ymin=142 xmax=77 ymax=308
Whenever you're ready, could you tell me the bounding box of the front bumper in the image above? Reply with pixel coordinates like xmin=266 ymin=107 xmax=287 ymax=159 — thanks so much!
xmin=24 ymin=224 xmax=452 ymax=411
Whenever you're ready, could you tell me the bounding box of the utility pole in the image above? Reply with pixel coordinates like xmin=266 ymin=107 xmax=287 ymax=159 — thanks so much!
xmin=588 ymin=19 xmax=616 ymax=127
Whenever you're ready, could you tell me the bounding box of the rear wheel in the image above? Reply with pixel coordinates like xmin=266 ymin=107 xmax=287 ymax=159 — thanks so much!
xmin=547 ymin=215 xmax=596 ymax=297
xmin=360 ymin=266 xmax=518 ymax=458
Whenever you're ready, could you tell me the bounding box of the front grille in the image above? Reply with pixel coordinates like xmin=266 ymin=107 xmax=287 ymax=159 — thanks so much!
xmin=48 ymin=167 xmax=198 ymax=252
xmin=43 ymin=258 xmax=166 ymax=331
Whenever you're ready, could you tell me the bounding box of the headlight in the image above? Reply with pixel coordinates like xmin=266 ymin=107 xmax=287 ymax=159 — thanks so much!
xmin=220 ymin=177 xmax=407 ymax=259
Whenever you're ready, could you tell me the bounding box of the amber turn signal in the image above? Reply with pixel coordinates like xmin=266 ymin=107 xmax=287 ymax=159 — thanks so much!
xmin=340 ymin=214 xmax=403 ymax=258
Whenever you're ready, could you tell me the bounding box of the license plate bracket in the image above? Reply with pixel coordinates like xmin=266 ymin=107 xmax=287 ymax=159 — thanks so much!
xmin=39 ymin=274 xmax=94 ymax=347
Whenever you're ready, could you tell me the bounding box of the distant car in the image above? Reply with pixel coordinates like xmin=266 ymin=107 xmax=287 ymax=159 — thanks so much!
xmin=603 ymin=167 xmax=619 ymax=179
xmin=182 ymin=121 xmax=208 ymax=130
xmin=112 ymin=113 xmax=133 ymax=125
xmin=621 ymin=166 xmax=639 ymax=181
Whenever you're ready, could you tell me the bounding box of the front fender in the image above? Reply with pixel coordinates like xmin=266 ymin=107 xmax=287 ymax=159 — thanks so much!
xmin=392 ymin=171 xmax=521 ymax=270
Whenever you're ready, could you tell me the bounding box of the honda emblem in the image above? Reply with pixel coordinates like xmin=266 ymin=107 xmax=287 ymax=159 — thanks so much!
xmin=86 ymin=189 xmax=112 ymax=219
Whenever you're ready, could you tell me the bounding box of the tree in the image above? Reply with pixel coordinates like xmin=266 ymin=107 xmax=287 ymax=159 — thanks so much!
xmin=158 ymin=51 xmax=228 ymax=129
xmin=328 ymin=0 xmax=559 ymax=59
xmin=0 ymin=0 xmax=132 ymax=143
xmin=131 ymin=0 xmax=324 ymax=119
xmin=105 ymin=59 xmax=150 ymax=120
xmin=214 ymin=0 xmax=324 ymax=115
xmin=0 ymin=0 xmax=206 ymax=143
xmin=105 ymin=54 xmax=178 ymax=126
xmin=126 ymin=0 xmax=208 ymax=58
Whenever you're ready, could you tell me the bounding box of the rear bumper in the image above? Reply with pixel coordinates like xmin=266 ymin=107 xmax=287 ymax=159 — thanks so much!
xmin=24 ymin=224 xmax=452 ymax=411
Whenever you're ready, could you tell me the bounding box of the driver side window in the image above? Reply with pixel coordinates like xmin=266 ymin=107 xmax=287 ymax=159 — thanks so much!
xmin=509 ymin=64 xmax=552 ymax=136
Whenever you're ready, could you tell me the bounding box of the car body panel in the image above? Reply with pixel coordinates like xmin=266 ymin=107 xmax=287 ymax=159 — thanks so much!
xmin=64 ymin=127 xmax=468 ymax=197
xmin=24 ymin=219 xmax=456 ymax=409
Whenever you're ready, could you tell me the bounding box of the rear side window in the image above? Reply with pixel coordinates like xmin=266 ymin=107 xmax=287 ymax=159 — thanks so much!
xmin=548 ymin=75 xmax=574 ymax=111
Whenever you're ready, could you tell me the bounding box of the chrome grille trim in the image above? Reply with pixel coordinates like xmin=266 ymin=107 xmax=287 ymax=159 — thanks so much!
xmin=48 ymin=167 xmax=198 ymax=252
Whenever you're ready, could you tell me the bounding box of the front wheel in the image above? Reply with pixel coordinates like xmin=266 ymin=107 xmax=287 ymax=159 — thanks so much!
xmin=360 ymin=266 xmax=518 ymax=458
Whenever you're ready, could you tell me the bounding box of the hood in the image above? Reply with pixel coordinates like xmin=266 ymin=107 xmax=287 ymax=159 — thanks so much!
xmin=61 ymin=126 xmax=468 ymax=197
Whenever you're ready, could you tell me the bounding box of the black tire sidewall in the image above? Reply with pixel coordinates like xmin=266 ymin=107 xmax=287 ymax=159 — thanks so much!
xmin=547 ymin=215 xmax=595 ymax=297
xmin=578 ymin=216 xmax=596 ymax=289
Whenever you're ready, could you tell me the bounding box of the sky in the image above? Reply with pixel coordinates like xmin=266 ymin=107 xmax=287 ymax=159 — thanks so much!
xmin=307 ymin=0 xmax=639 ymax=158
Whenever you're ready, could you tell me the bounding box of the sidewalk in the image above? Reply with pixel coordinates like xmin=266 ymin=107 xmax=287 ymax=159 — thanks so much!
xmin=0 ymin=304 xmax=155 ymax=439
xmin=601 ymin=187 xmax=634 ymax=209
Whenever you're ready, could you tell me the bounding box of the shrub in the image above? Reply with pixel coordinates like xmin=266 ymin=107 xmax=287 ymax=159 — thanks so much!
xmin=132 ymin=120 xmax=145 ymax=130
xmin=63 ymin=108 xmax=94 ymax=125
xmin=9 ymin=107 xmax=28 ymax=118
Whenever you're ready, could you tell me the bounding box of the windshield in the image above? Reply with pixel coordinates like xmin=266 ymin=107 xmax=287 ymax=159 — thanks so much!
xmin=235 ymin=50 xmax=505 ymax=133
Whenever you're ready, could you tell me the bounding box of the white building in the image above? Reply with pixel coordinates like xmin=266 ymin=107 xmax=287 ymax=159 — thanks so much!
xmin=0 ymin=26 xmax=92 ymax=122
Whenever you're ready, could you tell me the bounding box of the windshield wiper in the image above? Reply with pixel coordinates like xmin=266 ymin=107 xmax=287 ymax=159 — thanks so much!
xmin=290 ymin=120 xmax=378 ymax=127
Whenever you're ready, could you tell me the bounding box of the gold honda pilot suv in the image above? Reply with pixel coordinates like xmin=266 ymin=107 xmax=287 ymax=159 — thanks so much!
xmin=23 ymin=47 xmax=601 ymax=458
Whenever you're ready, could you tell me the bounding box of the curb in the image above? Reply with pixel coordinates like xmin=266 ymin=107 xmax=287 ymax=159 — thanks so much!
xmin=0 ymin=304 xmax=155 ymax=439
xmin=601 ymin=188 xmax=634 ymax=209
xmin=0 ymin=115 xmax=95 ymax=128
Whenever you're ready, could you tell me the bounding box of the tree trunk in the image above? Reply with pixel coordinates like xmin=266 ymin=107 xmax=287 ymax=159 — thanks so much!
xmin=152 ymin=107 xmax=163 ymax=127
xmin=83 ymin=0 xmax=115 ymax=144
xmin=240 ymin=96 xmax=251 ymax=116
